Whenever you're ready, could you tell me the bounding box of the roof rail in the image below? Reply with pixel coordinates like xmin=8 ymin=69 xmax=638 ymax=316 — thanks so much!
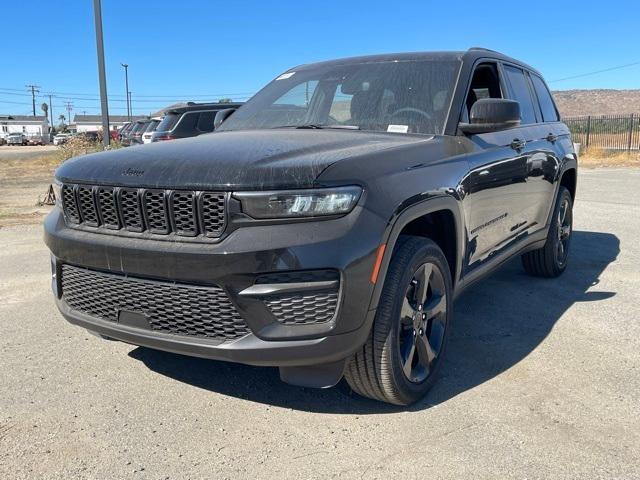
xmin=468 ymin=47 xmax=502 ymax=54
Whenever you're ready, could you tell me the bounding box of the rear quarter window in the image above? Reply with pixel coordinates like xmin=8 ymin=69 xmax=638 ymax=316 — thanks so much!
xmin=196 ymin=111 xmax=216 ymax=132
xmin=530 ymin=74 xmax=559 ymax=122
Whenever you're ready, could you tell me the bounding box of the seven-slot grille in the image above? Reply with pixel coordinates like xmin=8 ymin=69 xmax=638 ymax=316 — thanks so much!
xmin=60 ymin=184 xmax=227 ymax=239
xmin=61 ymin=264 xmax=250 ymax=341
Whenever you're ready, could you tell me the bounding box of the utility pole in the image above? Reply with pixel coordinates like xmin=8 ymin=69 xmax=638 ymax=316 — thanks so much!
xmin=128 ymin=91 xmax=132 ymax=116
xmin=64 ymin=101 xmax=73 ymax=126
xmin=121 ymin=63 xmax=130 ymax=120
xmin=47 ymin=94 xmax=54 ymax=129
xmin=26 ymin=84 xmax=41 ymax=116
xmin=93 ymin=0 xmax=110 ymax=147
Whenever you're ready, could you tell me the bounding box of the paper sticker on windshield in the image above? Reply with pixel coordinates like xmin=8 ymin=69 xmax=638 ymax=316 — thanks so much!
xmin=387 ymin=124 xmax=408 ymax=133
xmin=276 ymin=72 xmax=295 ymax=80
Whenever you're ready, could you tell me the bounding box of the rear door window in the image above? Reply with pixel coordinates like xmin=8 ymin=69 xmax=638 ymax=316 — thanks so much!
xmin=503 ymin=65 xmax=537 ymax=124
xmin=175 ymin=112 xmax=198 ymax=133
xmin=530 ymin=74 xmax=559 ymax=122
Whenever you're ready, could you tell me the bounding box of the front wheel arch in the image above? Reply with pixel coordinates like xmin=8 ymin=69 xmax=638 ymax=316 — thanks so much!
xmin=368 ymin=196 xmax=464 ymax=312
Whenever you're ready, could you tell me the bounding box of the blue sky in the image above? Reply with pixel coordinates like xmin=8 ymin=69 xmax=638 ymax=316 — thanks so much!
xmin=2 ymin=0 xmax=639 ymax=117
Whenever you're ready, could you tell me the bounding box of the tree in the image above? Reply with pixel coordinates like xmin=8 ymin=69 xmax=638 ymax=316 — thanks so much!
xmin=218 ymin=98 xmax=233 ymax=104
xmin=58 ymin=114 xmax=66 ymax=131
xmin=41 ymin=102 xmax=49 ymax=116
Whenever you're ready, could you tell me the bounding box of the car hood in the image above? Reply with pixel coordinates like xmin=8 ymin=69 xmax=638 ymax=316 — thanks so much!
xmin=55 ymin=129 xmax=432 ymax=190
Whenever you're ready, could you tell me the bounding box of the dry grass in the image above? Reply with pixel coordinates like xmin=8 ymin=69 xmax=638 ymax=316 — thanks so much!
xmin=0 ymin=138 xmax=122 ymax=227
xmin=578 ymin=148 xmax=640 ymax=168
xmin=0 ymin=150 xmax=60 ymax=227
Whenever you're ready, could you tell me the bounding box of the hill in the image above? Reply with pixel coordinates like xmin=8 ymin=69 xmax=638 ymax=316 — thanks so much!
xmin=552 ymin=89 xmax=640 ymax=117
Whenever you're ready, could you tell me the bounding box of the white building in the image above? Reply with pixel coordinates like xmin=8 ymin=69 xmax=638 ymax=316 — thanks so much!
xmin=0 ymin=115 xmax=50 ymax=139
xmin=73 ymin=115 xmax=145 ymax=133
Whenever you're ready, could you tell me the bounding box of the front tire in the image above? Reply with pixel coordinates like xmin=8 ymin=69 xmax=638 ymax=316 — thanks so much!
xmin=521 ymin=186 xmax=573 ymax=278
xmin=344 ymin=236 xmax=452 ymax=406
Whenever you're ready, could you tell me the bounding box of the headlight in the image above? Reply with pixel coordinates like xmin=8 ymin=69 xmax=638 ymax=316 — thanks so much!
xmin=52 ymin=180 xmax=62 ymax=208
xmin=234 ymin=186 xmax=362 ymax=219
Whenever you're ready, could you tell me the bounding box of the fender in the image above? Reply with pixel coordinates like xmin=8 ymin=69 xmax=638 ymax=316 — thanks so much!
xmin=367 ymin=194 xmax=465 ymax=311
xmin=545 ymin=155 xmax=578 ymax=228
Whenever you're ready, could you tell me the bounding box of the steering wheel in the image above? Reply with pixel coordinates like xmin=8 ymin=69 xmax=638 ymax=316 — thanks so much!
xmin=390 ymin=107 xmax=432 ymax=121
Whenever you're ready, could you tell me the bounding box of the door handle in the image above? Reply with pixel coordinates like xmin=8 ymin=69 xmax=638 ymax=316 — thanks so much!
xmin=546 ymin=133 xmax=558 ymax=143
xmin=510 ymin=138 xmax=526 ymax=151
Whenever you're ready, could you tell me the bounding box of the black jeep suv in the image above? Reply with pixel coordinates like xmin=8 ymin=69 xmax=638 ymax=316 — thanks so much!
xmin=150 ymin=102 xmax=243 ymax=142
xmin=45 ymin=49 xmax=576 ymax=405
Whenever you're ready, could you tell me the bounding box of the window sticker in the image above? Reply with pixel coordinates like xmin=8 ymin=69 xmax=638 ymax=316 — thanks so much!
xmin=275 ymin=72 xmax=296 ymax=80
xmin=387 ymin=124 xmax=409 ymax=133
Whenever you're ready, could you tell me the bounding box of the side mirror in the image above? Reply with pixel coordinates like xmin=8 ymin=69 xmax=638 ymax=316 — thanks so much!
xmin=459 ymin=98 xmax=520 ymax=134
xmin=214 ymin=108 xmax=237 ymax=130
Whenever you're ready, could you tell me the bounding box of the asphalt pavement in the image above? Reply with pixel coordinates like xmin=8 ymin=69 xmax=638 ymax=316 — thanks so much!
xmin=0 ymin=168 xmax=638 ymax=479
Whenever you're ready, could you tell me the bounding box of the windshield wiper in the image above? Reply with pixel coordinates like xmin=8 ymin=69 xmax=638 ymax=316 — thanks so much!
xmin=272 ymin=124 xmax=361 ymax=130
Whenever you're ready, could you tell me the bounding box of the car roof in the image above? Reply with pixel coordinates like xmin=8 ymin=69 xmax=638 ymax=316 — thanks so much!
xmin=167 ymin=102 xmax=244 ymax=114
xmin=289 ymin=48 xmax=542 ymax=77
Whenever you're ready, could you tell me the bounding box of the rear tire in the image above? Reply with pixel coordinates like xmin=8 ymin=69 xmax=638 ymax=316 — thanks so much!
xmin=521 ymin=186 xmax=573 ymax=278
xmin=344 ymin=236 xmax=452 ymax=406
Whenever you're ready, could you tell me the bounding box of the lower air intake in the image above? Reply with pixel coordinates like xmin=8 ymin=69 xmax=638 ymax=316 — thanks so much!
xmin=60 ymin=264 xmax=250 ymax=341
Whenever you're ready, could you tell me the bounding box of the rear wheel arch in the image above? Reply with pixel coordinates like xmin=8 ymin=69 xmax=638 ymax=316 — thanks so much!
xmin=560 ymin=167 xmax=577 ymax=201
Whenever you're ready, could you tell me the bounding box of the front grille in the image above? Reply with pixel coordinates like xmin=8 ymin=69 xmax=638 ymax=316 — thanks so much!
xmin=60 ymin=184 xmax=227 ymax=239
xmin=61 ymin=264 xmax=250 ymax=341
xmin=97 ymin=187 xmax=119 ymax=229
xmin=120 ymin=188 xmax=144 ymax=232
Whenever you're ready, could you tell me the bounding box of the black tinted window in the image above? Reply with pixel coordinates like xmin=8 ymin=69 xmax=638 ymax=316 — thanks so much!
xmin=531 ymin=74 xmax=558 ymax=122
xmin=175 ymin=112 xmax=198 ymax=133
xmin=503 ymin=65 xmax=537 ymax=124
xmin=156 ymin=113 xmax=181 ymax=132
xmin=197 ymin=111 xmax=216 ymax=132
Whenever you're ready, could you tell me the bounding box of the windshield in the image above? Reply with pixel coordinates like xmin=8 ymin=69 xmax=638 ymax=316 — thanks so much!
xmin=131 ymin=122 xmax=147 ymax=134
xmin=144 ymin=120 xmax=160 ymax=133
xmin=219 ymin=59 xmax=461 ymax=135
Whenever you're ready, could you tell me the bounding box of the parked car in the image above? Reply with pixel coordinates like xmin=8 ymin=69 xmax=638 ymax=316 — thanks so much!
xmin=142 ymin=118 xmax=162 ymax=144
xmin=53 ymin=133 xmax=72 ymax=146
xmin=128 ymin=119 xmax=153 ymax=146
xmin=7 ymin=132 xmax=27 ymax=146
xmin=27 ymin=135 xmax=45 ymax=146
xmin=118 ymin=122 xmax=136 ymax=145
xmin=116 ymin=123 xmax=131 ymax=142
xmin=151 ymin=102 xmax=243 ymax=142
xmin=0 ymin=135 xmax=6 ymax=146
xmin=45 ymin=49 xmax=576 ymax=405
xmin=75 ymin=131 xmax=100 ymax=142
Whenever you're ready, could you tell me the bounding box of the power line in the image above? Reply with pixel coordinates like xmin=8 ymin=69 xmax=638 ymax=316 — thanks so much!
xmin=549 ymin=61 xmax=640 ymax=83
xmin=0 ymin=86 xmax=255 ymax=99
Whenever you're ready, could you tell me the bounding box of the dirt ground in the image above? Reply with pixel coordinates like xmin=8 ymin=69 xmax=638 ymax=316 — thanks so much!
xmin=0 ymin=168 xmax=638 ymax=479
xmin=0 ymin=146 xmax=58 ymax=227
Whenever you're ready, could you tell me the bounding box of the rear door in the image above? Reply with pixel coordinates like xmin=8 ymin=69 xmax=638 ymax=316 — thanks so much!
xmin=460 ymin=62 xmax=532 ymax=272
xmin=528 ymin=72 xmax=570 ymax=225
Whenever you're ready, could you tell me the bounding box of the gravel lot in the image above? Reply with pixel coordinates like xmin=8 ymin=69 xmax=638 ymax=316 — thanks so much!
xmin=1 ymin=168 xmax=638 ymax=479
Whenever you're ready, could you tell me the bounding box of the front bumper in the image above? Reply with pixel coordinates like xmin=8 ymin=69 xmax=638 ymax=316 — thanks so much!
xmin=44 ymin=205 xmax=386 ymax=368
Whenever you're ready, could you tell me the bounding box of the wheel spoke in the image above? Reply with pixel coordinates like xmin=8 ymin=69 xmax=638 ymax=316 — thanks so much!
xmin=400 ymin=297 xmax=415 ymax=324
xmin=413 ymin=263 xmax=432 ymax=305
xmin=402 ymin=338 xmax=417 ymax=378
xmin=424 ymin=293 xmax=446 ymax=319
xmin=415 ymin=333 xmax=436 ymax=369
